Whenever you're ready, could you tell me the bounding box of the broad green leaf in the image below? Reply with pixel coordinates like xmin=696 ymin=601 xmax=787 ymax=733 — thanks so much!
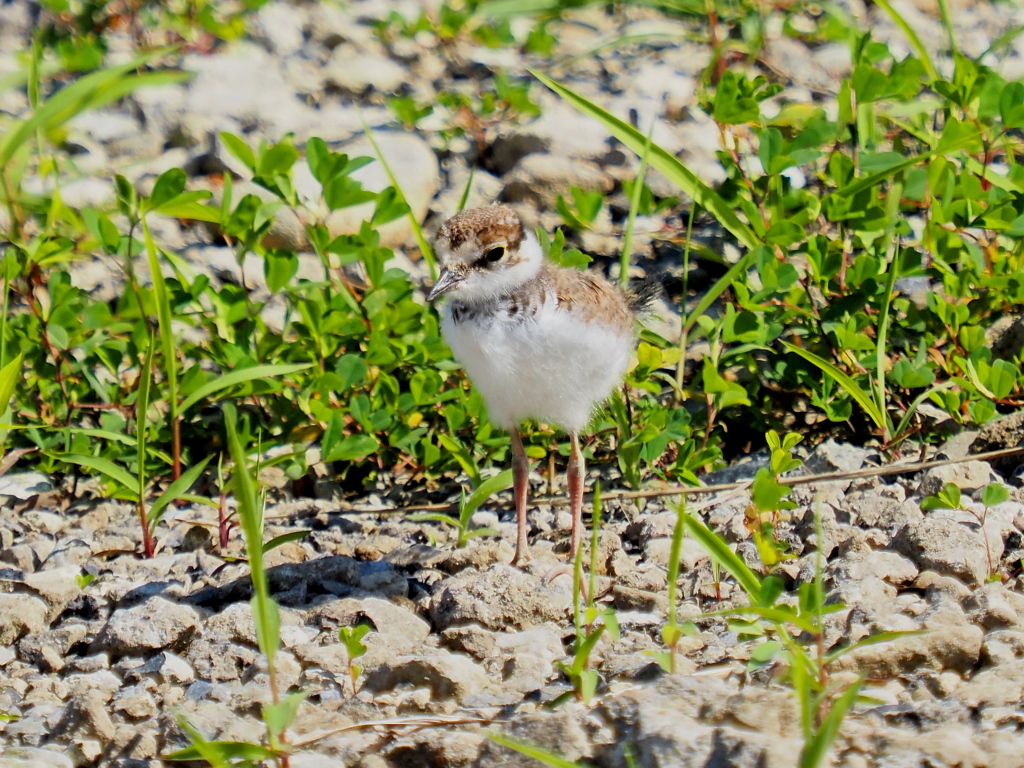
xmin=323 ymin=434 xmax=378 ymax=463
xmin=149 ymin=168 xmax=187 ymax=208
xmin=263 ymin=690 xmax=307 ymax=738
xmin=981 ymin=483 xmax=1009 ymax=508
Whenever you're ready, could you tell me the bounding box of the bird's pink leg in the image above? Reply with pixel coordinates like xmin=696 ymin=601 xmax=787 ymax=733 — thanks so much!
xmin=510 ymin=428 xmax=531 ymax=566
xmin=567 ymin=431 xmax=584 ymax=562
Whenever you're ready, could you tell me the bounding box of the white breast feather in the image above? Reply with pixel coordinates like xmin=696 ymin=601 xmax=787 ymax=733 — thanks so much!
xmin=442 ymin=296 xmax=631 ymax=433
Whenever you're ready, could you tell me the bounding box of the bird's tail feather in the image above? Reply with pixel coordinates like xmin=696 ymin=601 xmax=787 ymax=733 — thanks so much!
xmin=627 ymin=272 xmax=663 ymax=315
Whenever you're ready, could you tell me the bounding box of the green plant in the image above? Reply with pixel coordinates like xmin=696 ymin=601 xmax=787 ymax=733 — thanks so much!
xmin=167 ymin=403 xmax=305 ymax=767
xmin=411 ymin=468 xmax=511 ymax=547
xmin=338 ymin=624 xmax=372 ymax=694
xmin=921 ymin=481 xmax=1009 ymax=578
xmin=552 ymin=485 xmax=619 ymax=706
xmin=554 ymin=186 xmax=605 ymax=231
xmin=646 ymin=497 xmax=697 ymax=673
xmin=743 ymin=430 xmax=802 ymax=568
xmin=682 ymin=503 xmax=915 ymax=767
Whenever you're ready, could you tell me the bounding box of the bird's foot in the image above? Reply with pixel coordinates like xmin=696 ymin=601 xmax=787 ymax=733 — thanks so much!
xmin=510 ymin=548 xmax=532 ymax=568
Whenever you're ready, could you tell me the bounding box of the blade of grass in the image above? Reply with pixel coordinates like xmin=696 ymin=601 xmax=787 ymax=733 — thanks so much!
xmin=530 ymin=69 xmax=760 ymax=251
xmin=892 ymin=381 xmax=956 ymax=440
xmin=781 ymin=341 xmax=888 ymax=437
xmin=178 ymin=363 xmax=312 ymax=414
xmin=620 ymin=122 xmax=654 ymax=287
xmin=136 ymin=329 xmax=156 ymax=556
xmin=486 ymin=733 xmax=590 ymax=768
xmin=359 ymin=116 xmax=437 ymax=279
xmin=799 ymin=676 xmax=865 ymax=768
xmin=588 ymin=483 xmax=602 ymax=613
xmin=147 ymin=455 xmax=214 ymax=527
xmin=871 ymin=0 xmax=940 ymax=81
xmin=873 ymin=192 xmax=904 ymax=443
xmin=456 ymin=167 xmax=475 ymax=213
xmin=828 ymin=128 xmax=981 ymax=199
xmin=141 ymin=213 xmax=181 ymax=478
xmin=683 ymin=248 xmax=758 ymax=337
xmin=223 ymin=402 xmax=281 ymax=710
xmin=678 ymin=510 xmax=763 ymax=603
xmin=57 ymin=454 xmax=139 ymax=496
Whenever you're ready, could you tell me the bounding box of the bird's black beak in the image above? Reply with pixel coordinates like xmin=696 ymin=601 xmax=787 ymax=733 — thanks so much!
xmin=427 ymin=269 xmax=463 ymax=301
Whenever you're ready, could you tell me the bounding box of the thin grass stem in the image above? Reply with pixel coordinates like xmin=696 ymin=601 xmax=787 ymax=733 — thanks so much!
xmin=620 ymin=123 xmax=654 ymax=287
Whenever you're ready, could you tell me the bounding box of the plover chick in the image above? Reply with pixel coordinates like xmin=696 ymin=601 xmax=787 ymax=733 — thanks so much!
xmin=427 ymin=205 xmax=653 ymax=565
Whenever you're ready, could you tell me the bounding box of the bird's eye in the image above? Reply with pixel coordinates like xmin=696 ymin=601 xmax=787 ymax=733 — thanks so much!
xmin=484 ymin=246 xmax=505 ymax=264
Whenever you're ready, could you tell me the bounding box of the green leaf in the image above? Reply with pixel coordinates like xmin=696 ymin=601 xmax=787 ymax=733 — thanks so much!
xmin=1000 ymin=81 xmax=1024 ymax=128
xmin=678 ymin=508 xmax=763 ymax=604
xmin=530 ymin=69 xmax=759 ymax=251
xmin=220 ymin=132 xmax=256 ymax=172
xmin=486 ymin=732 xmax=588 ymax=768
xmin=462 ymin=469 xmax=514 ymax=518
xmin=149 ymin=168 xmax=186 ymax=208
xmin=264 ymin=529 xmax=312 ymax=552
xmin=179 ymin=363 xmax=312 ymax=414
xmin=81 ymin=208 xmax=121 ymax=253
xmin=147 ymin=455 xmax=214 ymax=527
xmin=263 ymin=690 xmax=307 ymax=738
xmin=339 ymin=624 xmax=372 ymax=657
xmin=323 ymin=434 xmax=378 ymax=463
xmin=250 ymin=592 xmax=280 ymax=660
xmin=782 ymin=342 xmax=889 ymax=436
xmin=0 ymin=354 xmax=22 ymax=415
xmin=0 ymin=50 xmax=190 ymax=169
xmin=798 ymin=676 xmax=864 ymax=768
xmin=264 ymin=249 xmax=298 ymax=292
xmin=58 ymin=454 xmax=138 ymax=496
xmin=829 ymin=125 xmax=982 ymax=200
xmin=981 ymin=483 xmax=1009 ymax=508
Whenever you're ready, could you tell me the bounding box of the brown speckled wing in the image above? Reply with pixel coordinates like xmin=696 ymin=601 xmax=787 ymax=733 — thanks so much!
xmin=541 ymin=264 xmax=635 ymax=332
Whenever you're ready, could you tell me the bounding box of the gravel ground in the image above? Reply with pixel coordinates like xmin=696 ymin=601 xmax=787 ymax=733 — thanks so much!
xmin=3 ymin=0 xmax=1024 ymax=766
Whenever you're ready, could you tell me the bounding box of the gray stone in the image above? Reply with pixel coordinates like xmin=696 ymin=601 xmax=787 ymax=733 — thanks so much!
xmin=308 ymin=596 xmax=430 ymax=653
xmin=251 ymin=1 xmax=306 ymax=57
xmin=362 ymin=649 xmax=491 ymax=702
xmin=828 ymin=550 xmax=919 ymax=585
xmin=0 ymin=471 xmax=54 ymax=500
xmin=893 ymin=515 xmax=991 ymax=585
xmin=833 ymin=624 xmax=983 ymax=676
xmin=0 ymin=747 xmax=74 ymax=768
xmin=95 ymin=596 xmax=201 ymax=656
xmin=430 ymin=564 xmax=572 ymax=631
xmin=918 ymin=461 xmax=999 ymax=496
xmin=0 ymin=593 xmax=48 ymax=645
xmin=325 ymin=48 xmax=407 ymax=95
xmin=598 ymin=674 xmax=803 ymax=768
xmin=502 ymin=153 xmax=614 ymax=208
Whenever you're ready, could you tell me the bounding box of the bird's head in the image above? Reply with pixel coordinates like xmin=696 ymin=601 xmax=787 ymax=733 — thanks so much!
xmin=427 ymin=206 xmax=543 ymax=303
